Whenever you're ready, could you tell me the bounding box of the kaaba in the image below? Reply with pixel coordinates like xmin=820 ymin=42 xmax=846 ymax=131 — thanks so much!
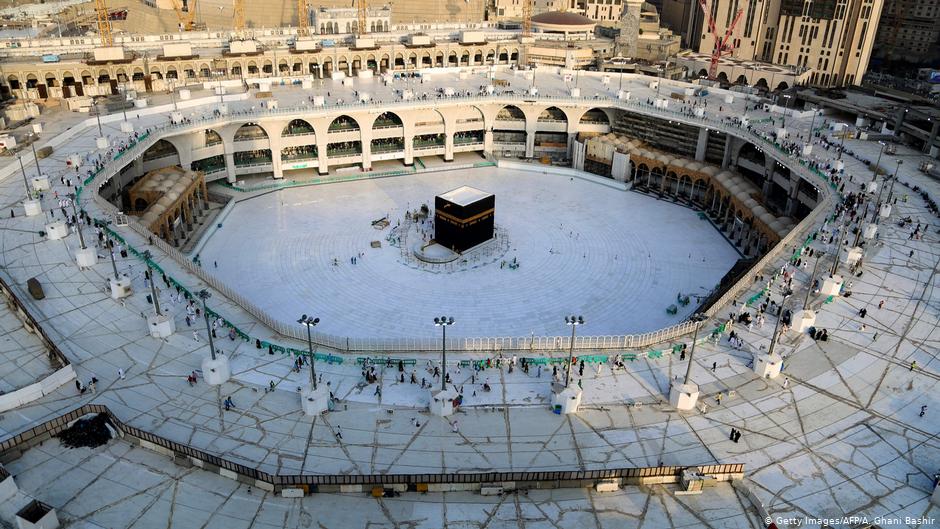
xmin=434 ymin=186 xmax=495 ymax=253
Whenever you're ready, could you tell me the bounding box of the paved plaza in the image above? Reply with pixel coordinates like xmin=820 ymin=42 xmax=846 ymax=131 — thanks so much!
xmin=0 ymin=68 xmax=937 ymax=528
xmin=200 ymin=167 xmax=739 ymax=338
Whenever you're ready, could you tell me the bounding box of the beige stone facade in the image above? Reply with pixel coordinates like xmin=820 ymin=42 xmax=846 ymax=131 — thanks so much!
xmin=697 ymin=0 xmax=884 ymax=87
xmin=873 ymin=0 xmax=940 ymax=64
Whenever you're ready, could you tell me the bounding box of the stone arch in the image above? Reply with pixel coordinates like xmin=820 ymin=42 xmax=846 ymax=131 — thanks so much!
xmin=373 ymin=111 xmax=403 ymax=128
xmin=485 ymin=49 xmax=495 ymax=64
xmin=754 ymin=77 xmax=769 ymax=90
xmin=166 ymin=66 xmax=179 ymax=79
xmin=43 ymin=72 xmax=58 ymax=87
xmin=716 ymin=71 xmax=729 ymax=84
xmin=460 ymin=51 xmax=470 ymax=65
xmin=329 ymin=114 xmax=360 ymax=132
xmin=697 ymin=68 xmax=708 ymax=78
xmin=776 ymin=81 xmax=789 ymax=91
xmin=474 ymin=50 xmax=483 ymax=64
xmin=247 ymin=60 xmax=259 ymax=75
xmin=579 ymin=107 xmax=610 ymax=126
xmin=537 ymin=106 xmax=567 ymax=123
xmin=510 ymin=48 xmax=519 ymax=62
xmin=234 ymin=122 xmax=270 ymax=141
xmin=735 ymin=74 xmax=747 ymax=85
xmin=435 ymin=51 xmax=444 ymax=67
xmin=678 ymin=174 xmax=693 ymax=200
xmin=495 ymin=104 xmax=526 ymax=121
xmin=691 ymin=179 xmax=708 ymax=205
xmin=142 ymin=139 xmax=180 ymax=163
xmin=448 ymin=51 xmax=458 ymax=66
xmin=277 ymin=59 xmax=290 ymax=73
xmin=283 ymin=119 xmax=315 ymax=136
xmin=204 ymin=129 xmax=223 ymax=145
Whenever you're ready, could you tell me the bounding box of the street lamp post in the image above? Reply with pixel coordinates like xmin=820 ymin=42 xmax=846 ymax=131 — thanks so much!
xmin=298 ymin=314 xmax=320 ymax=390
xmin=141 ymin=250 xmax=162 ymax=316
xmin=563 ymin=315 xmax=584 ymax=387
xmin=871 ymin=141 xmax=886 ymax=184
xmin=95 ymin=101 xmax=103 ymax=137
xmin=106 ymin=238 xmax=120 ymax=280
xmin=831 ymin=217 xmax=848 ymax=276
xmin=17 ymin=155 xmax=31 ymax=199
xmin=67 ymin=193 xmax=86 ymax=250
xmin=29 ymin=135 xmax=42 ymax=177
xmin=197 ymin=289 xmax=217 ymax=361
xmin=433 ymin=316 xmax=455 ymax=391
xmin=781 ymin=94 xmax=791 ymax=128
xmin=767 ymin=293 xmax=792 ymax=358
xmin=886 ymin=160 xmax=902 ymax=205
xmin=682 ymin=313 xmax=707 ymax=386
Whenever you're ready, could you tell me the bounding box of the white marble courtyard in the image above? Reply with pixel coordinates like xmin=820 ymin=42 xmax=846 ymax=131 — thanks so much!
xmin=0 ymin=68 xmax=938 ymax=528
xmin=199 ymin=168 xmax=739 ymax=339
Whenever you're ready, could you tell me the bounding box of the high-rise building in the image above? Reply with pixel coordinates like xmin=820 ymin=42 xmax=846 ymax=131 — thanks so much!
xmin=698 ymin=0 xmax=885 ymax=87
xmin=872 ymin=0 xmax=940 ymax=65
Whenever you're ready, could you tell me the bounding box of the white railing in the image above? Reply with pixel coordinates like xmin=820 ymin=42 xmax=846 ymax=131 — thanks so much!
xmin=76 ymin=90 xmax=838 ymax=353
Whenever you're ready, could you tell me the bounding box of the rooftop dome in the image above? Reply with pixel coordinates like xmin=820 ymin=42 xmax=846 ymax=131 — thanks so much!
xmin=531 ymin=11 xmax=596 ymax=32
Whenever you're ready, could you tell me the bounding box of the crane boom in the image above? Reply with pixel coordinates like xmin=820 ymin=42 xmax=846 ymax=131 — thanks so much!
xmin=297 ymin=0 xmax=308 ymax=36
xmin=357 ymin=0 xmax=367 ymax=36
xmin=697 ymin=0 xmax=743 ymax=80
xmin=233 ymin=0 xmax=245 ymax=32
xmin=95 ymin=0 xmax=113 ymax=47
xmin=521 ymin=0 xmax=532 ymax=37
xmin=171 ymin=0 xmax=198 ymax=31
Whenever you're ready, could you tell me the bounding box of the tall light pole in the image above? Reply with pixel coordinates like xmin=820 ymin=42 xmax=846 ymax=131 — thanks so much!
xmin=681 ymin=313 xmax=707 ymax=386
xmin=106 ymin=237 xmax=120 ymax=280
xmin=433 ymin=316 xmax=454 ymax=391
xmin=802 ymin=255 xmax=822 ymax=310
xmin=886 ymin=159 xmax=902 ymax=205
xmin=29 ymin=134 xmax=42 ymax=177
xmin=197 ymin=289 xmax=217 ymax=361
xmin=781 ymin=94 xmax=791 ymax=129
xmin=141 ymin=250 xmax=162 ymax=316
xmin=298 ymin=314 xmax=320 ymax=390
xmin=67 ymin=193 xmax=87 ymax=250
xmin=830 ymin=217 xmax=848 ymax=276
xmin=94 ymin=100 xmax=104 ymax=137
xmin=767 ymin=293 xmax=792 ymax=357
xmin=17 ymin=155 xmax=31 ymax=199
xmin=564 ymin=315 xmax=584 ymax=387
xmin=808 ymin=107 xmax=819 ymax=141
xmin=871 ymin=141 xmax=886 ymax=184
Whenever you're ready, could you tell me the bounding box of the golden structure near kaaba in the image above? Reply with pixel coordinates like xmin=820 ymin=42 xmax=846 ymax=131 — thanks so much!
xmin=127 ymin=166 xmax=208 ymax=246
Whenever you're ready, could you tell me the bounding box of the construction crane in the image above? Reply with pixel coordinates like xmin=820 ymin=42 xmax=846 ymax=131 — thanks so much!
xmin=297 ymin=0 xmax=308 ymax=36
xmin=521 ymin=0 xmax=532 ymax=37
xmin=697 ymin=0 xmax=743 ymax=80
xmin=356 ymin=0 xmax=367 ymax=36
xmin=233 ymin=0 xmax=245 ymax=32
xmin=95 ymin=0 xmax=113 ymax=47
xmin=171 ymin=0 xmax=198 ymax=31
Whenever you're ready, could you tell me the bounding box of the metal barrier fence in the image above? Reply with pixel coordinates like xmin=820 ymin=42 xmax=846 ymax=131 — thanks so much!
xmin=0 ymin=275 xmax=69 ymax=370
xmin=75 ymin=91 xmax=837 ymax=354
xmin=0 ymin=403 xmax=744 ymax=489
